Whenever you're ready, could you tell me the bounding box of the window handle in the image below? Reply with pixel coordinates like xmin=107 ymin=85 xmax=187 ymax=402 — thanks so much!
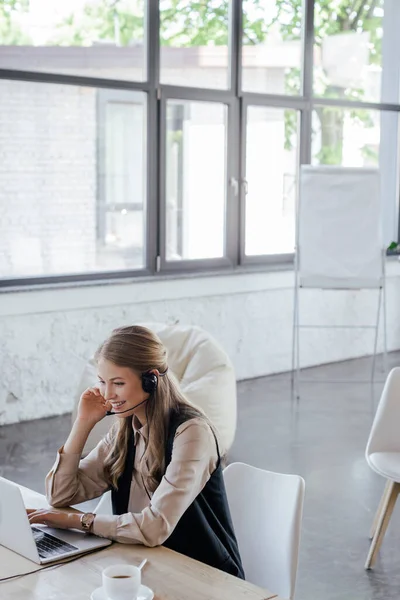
xmin=229 ymin=177 xmax=239 ymax=196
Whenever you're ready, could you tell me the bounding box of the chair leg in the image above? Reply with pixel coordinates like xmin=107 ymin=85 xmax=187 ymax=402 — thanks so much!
xmin=365 ymin=481 xmax=400 ymax=570
xmin=369 ymin=479 xmax=392 ymax=540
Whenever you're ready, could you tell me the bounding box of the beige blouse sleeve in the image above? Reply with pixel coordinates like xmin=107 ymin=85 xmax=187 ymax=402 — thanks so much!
xmin=92 ymin=418 xmax=218 ymax=546
xmin=45 ymin=437 xmax=112 ymax=507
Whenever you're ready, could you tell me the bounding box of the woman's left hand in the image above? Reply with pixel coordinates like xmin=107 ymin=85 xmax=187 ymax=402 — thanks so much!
xmin=27 ymin=508 xmax=82 ymax=530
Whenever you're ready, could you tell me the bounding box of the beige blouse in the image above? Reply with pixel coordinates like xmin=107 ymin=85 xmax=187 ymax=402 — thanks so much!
xmin=45 ymin=416 xmax=218 ymax=547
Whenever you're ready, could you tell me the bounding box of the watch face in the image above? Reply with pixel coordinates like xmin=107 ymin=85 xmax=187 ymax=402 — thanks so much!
xmin=82 ymin=513 xmax=94 ymax=529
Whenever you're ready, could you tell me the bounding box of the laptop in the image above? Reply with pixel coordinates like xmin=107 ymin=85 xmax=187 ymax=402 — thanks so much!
xmin=0 ymin=477 xmax=111 ymax=564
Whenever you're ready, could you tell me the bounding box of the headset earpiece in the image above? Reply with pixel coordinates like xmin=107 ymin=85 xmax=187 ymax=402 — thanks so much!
xmin=141 ymin=371 xmax=158 ymax=394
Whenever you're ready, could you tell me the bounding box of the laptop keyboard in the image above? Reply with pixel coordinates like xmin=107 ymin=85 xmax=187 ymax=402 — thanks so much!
xmin=32 ymin=526 xmax=79 ymax=559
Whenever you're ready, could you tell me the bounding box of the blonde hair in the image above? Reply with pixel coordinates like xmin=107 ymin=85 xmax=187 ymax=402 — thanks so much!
xmin=96 ymin=325 xmax=205 ymax=490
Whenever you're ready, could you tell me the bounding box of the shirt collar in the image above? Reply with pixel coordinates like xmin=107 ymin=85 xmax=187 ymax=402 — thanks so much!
xmin=132 ymin=415 xmax=148 ymax=443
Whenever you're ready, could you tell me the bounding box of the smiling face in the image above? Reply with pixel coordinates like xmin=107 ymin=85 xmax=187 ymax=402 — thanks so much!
xmin=97 ymin=357 xmax=147 ymax=417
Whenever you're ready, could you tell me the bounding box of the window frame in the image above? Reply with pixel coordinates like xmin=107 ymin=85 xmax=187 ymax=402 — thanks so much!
xmin=158 ymin=88 xmax=239 ymax=273
xmin=0 ymin=0 xmax=400 ymax=289
xmin=97 ymin=88 xmax=147 ymax=269
xmin=240 ymin=95 xmax=306 ymax=265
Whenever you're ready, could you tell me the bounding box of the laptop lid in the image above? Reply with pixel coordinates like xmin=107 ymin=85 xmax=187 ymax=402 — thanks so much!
xmin=0 ymin=477 xmax=40 ymax=563
xmin=0 ymin=477 xmax=112 ymax=565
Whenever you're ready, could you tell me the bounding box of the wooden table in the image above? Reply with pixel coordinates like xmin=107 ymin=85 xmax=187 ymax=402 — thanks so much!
xmin=0 ymin=485 xmax=278 ymax=600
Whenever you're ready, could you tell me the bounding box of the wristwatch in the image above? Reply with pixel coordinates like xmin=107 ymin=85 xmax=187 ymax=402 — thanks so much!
xmin=80 ymin=512 xmax=96 ymax=532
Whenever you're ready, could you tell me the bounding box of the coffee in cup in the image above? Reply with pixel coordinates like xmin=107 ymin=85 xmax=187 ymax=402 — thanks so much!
xmin=102 ymin=564 xmax=141 ymax=600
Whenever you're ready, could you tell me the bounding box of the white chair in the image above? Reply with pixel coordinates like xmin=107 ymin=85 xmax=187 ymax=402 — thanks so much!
xmin=365 ymin=367 xmax=400 ymax=569
xmin=223 ymin=462 xmax=305 ymax=600
xmin=72 ymin=322 xmax=237 ymax=456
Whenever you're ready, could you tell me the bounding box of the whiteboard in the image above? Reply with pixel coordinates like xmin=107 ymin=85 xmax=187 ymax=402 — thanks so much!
xmin=298 ymin=166 xmax=383 ymax=289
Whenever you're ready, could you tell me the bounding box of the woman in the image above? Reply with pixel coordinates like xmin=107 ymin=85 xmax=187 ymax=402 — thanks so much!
xmin=28 ymin=325 xmax=244 ymax=578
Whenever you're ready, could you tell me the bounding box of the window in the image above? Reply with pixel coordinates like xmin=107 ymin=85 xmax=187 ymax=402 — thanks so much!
xmin=0 ymin=0 xmax=146 ymax=81
xmin=244 ymin=106 xmax=298 ymax=256
xmin=165 ymin=100 xmax=227 ymax=261
xmin=98 ymin=90 xmax=147 ymax=271
xmin=159 ymin=0 xmax=230 ymax=89
xmin=311 ymin=107 xmax=399 ymax=243
xmin=242 ymin=0 xmax=303 ymax=95
xmin=1 ymin=0 xmax=400 ymax=287
xmin=313 ymin=0 xmax=400 ymax=104
xmin=312 ymin=107 xmax=380 ymax=167
xmin=313 ymin=0 xmax=383 ymax=103
xmin=0 ymin=81 xmax=147 ymax=279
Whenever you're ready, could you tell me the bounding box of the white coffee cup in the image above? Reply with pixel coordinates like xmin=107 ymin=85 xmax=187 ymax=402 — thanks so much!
xmin=102 ymin=564 xmax=141 ymax=600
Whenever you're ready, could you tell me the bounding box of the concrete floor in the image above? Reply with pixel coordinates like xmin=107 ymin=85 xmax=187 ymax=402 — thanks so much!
xmin=1 ymin=353 xmax=399 ymax=600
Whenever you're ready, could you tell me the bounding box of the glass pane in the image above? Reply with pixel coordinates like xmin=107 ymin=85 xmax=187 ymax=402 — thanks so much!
xmin=313 ymin=0 xmax=388 ymax=103
xmin=160 ymin=1 xmax=229 ymax=89
xmin=165 ymin=100 xmax=227 ymax=260
xmin=0 ymin=0 xmax=145 ymax=81
xmin=312 ymin=107 xmax=380 ymax=167
xmin=0 ymin=81 xmax=146 ymax=280
xmin=312 ymin=108 xmax=400 ymax=244
xmin=242 ymin=0 xmax=302 ymax=95
xmin=245 ymin=106 xmax=298 ymax=256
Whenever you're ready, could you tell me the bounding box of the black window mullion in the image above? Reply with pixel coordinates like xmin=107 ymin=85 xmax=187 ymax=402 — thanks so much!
xmin=145 ymin=0 xmax=160 ymax=274
xmin=225 ymin=0 xmax=242 ymax=266
xmin=230 ymin=0 xmax=242 ymax=96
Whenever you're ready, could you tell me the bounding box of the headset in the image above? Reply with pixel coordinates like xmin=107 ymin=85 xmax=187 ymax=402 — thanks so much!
xmin=141 ymin=371 xmax=159 ymax=394
xmin=105 ymin=368 xmax=168 ymax=416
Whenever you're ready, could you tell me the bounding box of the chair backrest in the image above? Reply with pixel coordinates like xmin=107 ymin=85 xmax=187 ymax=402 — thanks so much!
xmin=138 ymin=322 xmax=237 ymax=453
xmin=366 ymin=368 xmax=400 ymax=457
xmin=223 ymin=462 xmax=305 ymax=600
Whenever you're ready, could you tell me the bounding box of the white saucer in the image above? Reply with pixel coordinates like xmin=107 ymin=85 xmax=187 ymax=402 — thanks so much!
xmin=91 ymin=584 xmax=154 ymax=600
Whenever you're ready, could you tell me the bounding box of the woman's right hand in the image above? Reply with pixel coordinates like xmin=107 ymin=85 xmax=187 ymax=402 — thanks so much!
xmin=76 ymin=387 xmax=111 ymax=426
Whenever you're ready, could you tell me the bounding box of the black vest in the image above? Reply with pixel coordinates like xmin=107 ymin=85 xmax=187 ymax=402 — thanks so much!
xmin=111 ymin=410 xmax=245 ymax=579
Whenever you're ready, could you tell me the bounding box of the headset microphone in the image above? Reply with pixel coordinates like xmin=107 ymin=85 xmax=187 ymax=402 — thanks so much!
xmin=105 ymin=397 xmax=148 ymax=416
